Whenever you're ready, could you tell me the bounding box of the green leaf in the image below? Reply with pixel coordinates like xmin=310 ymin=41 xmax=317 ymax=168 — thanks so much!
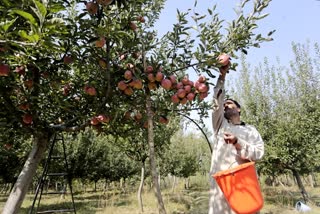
xmin=241 ymin=49 xmax=247 ymax=54
xmin=12 ymin=9 xmax=38 ymax=26
xmin=33 ymin=0 xmax=47 ymax=19
xmin=18 ymin=30 xmax=39 ymax=42
xmin=255 ymin=13 xmax=269 ymax=20
xmin=0 ymin=17 xmax=18 ymax=32
xmin=267 ymin=30 xmax=276 ymax=36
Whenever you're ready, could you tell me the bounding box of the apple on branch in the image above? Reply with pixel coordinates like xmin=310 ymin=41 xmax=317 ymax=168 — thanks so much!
xmin=0 ymin=64 xmax=10 ymax=76
xmin=22 ymin=114 xmax=33 ymax=125
xmin=86 ymin=1 xmax=98 ymax=15
xmin=217 ymin=53 xmax=230 ymax=67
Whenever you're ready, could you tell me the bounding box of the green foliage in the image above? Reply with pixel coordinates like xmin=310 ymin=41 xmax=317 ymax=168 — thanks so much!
xmin=0 ymin=136 xmax=31 ymax=183
xmin=160 ymin=130 xmax=210 ymax=178
xmin=0 ymin=0 xmax=274 ymax=140
xmin=65 ymin=129 xmax=140 ymax=183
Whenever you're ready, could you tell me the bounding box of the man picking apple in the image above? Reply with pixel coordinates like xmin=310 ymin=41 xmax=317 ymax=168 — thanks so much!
xmin=208 ymin=55 xmax=265 ymax=214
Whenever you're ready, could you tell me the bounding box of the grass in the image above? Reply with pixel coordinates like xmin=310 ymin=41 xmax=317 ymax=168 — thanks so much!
xmin=1 ymin=178 xmax=320 ymax=214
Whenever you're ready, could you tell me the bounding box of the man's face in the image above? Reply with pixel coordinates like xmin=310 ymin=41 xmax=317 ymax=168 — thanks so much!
xmin=223 ymin=100 xmax=240 ymax=120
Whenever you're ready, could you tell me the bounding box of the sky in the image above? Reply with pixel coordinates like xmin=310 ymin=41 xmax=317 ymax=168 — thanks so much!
xmin=154 ymin=0 xmax=320 ymax=135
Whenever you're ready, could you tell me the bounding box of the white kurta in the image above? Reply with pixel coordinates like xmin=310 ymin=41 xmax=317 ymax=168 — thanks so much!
xmin=208 ymin=78 xmax=264 ymax=214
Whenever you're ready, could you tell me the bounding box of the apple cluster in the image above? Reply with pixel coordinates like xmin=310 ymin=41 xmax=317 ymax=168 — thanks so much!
xmin=117 ymin=65 xmax=210 ymax=104
xmin=169 ymin=75 xmax=209 ymax=105
xmin=1 ymin=64 xmax=34 ymax=125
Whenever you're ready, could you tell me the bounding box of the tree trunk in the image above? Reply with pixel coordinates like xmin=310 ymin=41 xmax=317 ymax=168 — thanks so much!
xmin=308 ymin=174 xmax=314 ymax=188
xmin=171 ymin=176 xmax=176 ymax=193
xmin=312 ymin=172 xmax=318 ymax=187
xmin=2 ymin=132 xmax=50 ymax=214
xmin=146 ymin=93 xmax=166 ymax=214
xmin=184 ymin=177 xmax=190 ymax=190
xmin=137 ymin=161 xmax=145 ymax=213
xmin=292 ymin=169 xmax=309 ymax=203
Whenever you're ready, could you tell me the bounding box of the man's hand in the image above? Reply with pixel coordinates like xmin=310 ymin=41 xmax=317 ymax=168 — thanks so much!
xmin=219 ymin=63 xmax=231 ymax=77
xmin=223 ymin=132 xmax=237 ymax=145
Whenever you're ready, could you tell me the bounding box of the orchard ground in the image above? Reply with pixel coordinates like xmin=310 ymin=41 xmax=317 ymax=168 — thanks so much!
xmin=1 ymin=174 xmax=320 ymax=214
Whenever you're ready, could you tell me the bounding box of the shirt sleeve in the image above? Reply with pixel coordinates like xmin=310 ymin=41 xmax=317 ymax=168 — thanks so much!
xmin=236 ymin=125 xmax=264 ymax=161
xmin=212 ymin=78 xmax=225 ymax=135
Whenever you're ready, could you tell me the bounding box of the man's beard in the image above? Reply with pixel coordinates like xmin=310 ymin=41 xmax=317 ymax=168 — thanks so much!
xmin=224 ymin=108 xmax=239 ymax=120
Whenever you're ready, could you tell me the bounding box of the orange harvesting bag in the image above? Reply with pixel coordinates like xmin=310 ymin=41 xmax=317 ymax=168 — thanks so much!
xmin=212 ymin=162 xmax=263 ymax=214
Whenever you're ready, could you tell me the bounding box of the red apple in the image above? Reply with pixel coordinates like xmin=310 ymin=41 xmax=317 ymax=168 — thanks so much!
xmin=194 ymin=80 xmax=200 ymax=90
xmin=22 ymin=114 xmax=33 ymax=124
xmin=24 ymin=80 xmax=33 ymax=89
xmin=187 ymin=92 xmax=195 ymax=101
xmin=124 ymin=87 xmax=134 ymax=95
xmin=86 ymin=2 xmax=98 ymax=15
xmin=134 ymin=112 xmax=143 ymax=121
xmin=137 ymin=16 xmax=145 ymax=23
xmin=62 ymin=84 xmax=71 ymax=96
xmin=184 ymin=85 xmax=192 ymax=93
xmin=63 ymin=56 xmax=73 ymax=64
xmin=90 ymin=117 xmax=99 ymax=125
xmin=159 ymin=116 xmax=169 ymax=124
xmin=118 ymin=81 xmax=127 ymax=91
xmin=171 ymin=94 xmax=180 ymax=103
xmin=99 ymin=58 xmax=107 ymax=69
xmin=198 ymin=75 xmax=206 ymax=83
xmin=161 ymin=79 xmax=172 ymax=90
xmin=175 ymin=82 xmax=184 ymax=89
xmin=147 ymin=73 xmax=155 ymax=82
xmin=0 ymin=64 xmax=10 ymax=76
xmin=132 ymin=79 xmax=143 ymax=89
xmin=199 ymin=92 xmax=208 ymax=100
xmin=177 ymin=89 xmax=186 ymax=99
xmin=218 ymin=53 xmax=230 ymax=66
xmin=180 ymin=98 xmax=188 ymax=105
xmin=95 ymin=37 xmax=106 ymax=48
xmin=188 ymin=80 xmax=194 ymax=86
xmin=143 ymin=121 xmax=148 ymax=129
xmin=155 ymin=71 xmax=164 ymax=82
xmin=198 ymin=83 xmax=208 ymax=93
xmin=169 ymin=75 xmax=177 ymax=84
xmin=129 ymin=22 xmax=137 ymax=31
xmin=124 ymin=70 xmax=133 ymax=80
xmin=85 ymin=86 xmax=97 ymax=96
xmin=124 ymin=111 xmax=132 ymax=120
xmin=15 ymin=66 xmax=25 ymax=75
xmin=148 ymin=82 xmax=157 ymax=90
xmin=181 ymin=76 xmax=189 ymax=85
xmin=97 ymin=114 xmax=110 ymax=123
xmin=18 ymin=103 xmax=30 ymax=111
xmin=145 ymin=65 xmax=153 ymax=73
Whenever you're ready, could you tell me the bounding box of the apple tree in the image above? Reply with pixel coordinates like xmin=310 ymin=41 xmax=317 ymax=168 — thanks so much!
xmin=0 ymin=0 xmax=274 ymax=213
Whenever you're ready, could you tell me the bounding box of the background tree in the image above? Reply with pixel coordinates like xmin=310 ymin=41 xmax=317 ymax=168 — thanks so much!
xmin=231 ymin=41 xmax=320 ymax=201
xmin=161 ymin=130 xmax=209 ymax=191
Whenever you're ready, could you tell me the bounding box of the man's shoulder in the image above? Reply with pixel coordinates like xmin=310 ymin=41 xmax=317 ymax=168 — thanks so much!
xmin=243 ymin=123 xmax=259 ymax=131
